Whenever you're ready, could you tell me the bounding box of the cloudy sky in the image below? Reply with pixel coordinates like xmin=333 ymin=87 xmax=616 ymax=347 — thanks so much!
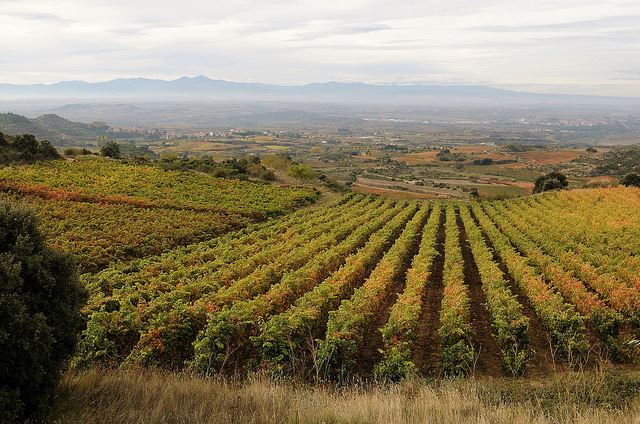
xmin=1 ymin=0 xmax=639 ymax=96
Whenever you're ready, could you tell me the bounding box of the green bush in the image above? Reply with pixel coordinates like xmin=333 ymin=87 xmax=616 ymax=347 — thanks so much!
xmin=374 ymin=345 xmax=416 ymax=382
xmin=287 ymin=164 xmax=317 ymax=181
xmin=620 ymin=173 xmax=640 ymax=188
xmin=101 ymin=141 xmax=121 ymax=158
xmin=533 ymin=172 xmax=568 ymax=194
xmin=0 ymin=132 xmax=60 ymax=164
xmin=0 ymin=202 xmax=85 ymax=422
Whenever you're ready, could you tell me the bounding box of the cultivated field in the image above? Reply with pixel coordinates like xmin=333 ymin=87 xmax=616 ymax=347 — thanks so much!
xmin=0 ymin=156 xmax=319 ymax=217
xmin=74 ymin=187 xmax=640 ymax=379
xmin=0 ymin=157 xmax=319 ymax=271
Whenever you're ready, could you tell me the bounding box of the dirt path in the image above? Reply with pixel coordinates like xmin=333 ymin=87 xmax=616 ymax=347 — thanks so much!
xmin=468 ymin=208 xmax=555 ymax=376
xmin=456 ymin=211 xmax=504 ymax=376
xmin=413 ymin=212 xmax=446 ymax=376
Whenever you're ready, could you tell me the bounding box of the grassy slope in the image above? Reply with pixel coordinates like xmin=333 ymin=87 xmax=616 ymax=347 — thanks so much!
xmin=53 ymin=369 xmax=640 ymax=424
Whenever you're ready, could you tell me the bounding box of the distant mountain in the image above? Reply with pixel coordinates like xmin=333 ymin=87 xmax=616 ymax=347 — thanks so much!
xmin=0 ymin=112 xmax=109 ymax=142
xmin=1 ymin=76 xmax=637 ymax=106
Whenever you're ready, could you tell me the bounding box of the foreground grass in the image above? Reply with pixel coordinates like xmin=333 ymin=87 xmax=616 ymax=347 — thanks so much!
xmin=53 ymin=369 xmax=640 ymax=423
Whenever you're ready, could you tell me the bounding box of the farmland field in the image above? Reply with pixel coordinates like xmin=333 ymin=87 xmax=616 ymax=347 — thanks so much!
xmin=72 ymin=187 xmax=640 ymax=379
xmin=0 ymin=157 xmax=319 ymax=272
xmin=0 ymin=191 xmax=253 ymax=272
xmin=0 ymin=156 xmax=319 ymax=217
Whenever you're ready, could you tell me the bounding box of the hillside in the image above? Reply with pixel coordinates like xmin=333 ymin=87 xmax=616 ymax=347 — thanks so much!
xmin=2 ymin=157 xmax=639 ymax=422
xmin=61 ymin=186 xmax=640 ymax=378
xmin=0 ymin=112 xmax=58 ymax=140
xmin=0 ymin=112 xmax=109 ymax=142
xmin=0 ymin=157 xmax=319 ymax=271
xmin=1 ymin=156 xmax=637 ymax=374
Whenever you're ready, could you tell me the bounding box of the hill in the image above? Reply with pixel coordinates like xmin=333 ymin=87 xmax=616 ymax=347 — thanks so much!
xmin=0 ymin=157 xmax=319 ymax=271
xmin=2 ymin=156 xmax=639 ymax=421
xmin=0 ymin=112 xmax=58 ymax=140
xmin=0 ymin=112 xmax=109 ymax=142
xmin=61 ymin=186 xmax=640 ymax=378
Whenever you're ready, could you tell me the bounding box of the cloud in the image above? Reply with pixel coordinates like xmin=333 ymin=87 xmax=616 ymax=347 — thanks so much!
xmin=1 ymin=10 xmax=74 ymax=24
xmin=0 ymin=0 xmax=638 ymax=96
xmin=291 ymin=23 xmax=391 ymax=41
xmin=471 ymin=15 xmax=640 ymax=33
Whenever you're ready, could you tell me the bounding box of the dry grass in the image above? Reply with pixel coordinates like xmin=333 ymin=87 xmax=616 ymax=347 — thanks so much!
xmin=511 ymin=149 xmax=584 ymax=165
xmin=52 ymin=369 xmax=640 ymax=424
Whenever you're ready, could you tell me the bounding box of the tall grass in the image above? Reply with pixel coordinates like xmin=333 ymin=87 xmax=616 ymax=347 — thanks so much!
xmin=53 ymin=368 xmax=640 ymax=423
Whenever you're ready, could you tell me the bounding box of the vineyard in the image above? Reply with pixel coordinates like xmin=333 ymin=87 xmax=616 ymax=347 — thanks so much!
xmin=73 ymin=187 xmax=640 ymax=379
xmin=0 ymin=156 xmax=319 ymax=217
xmin=0 ymin=157 xmax=319 ymax=271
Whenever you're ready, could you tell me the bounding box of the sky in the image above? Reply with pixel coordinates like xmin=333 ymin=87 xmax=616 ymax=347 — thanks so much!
xmin=1 ymin=0 xmax=639 ymax=96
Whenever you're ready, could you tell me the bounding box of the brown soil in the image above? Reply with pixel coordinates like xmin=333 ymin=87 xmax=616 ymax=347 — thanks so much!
xmin=456 ymin=211 xmax=504 ymax=376
xmin=354 ymin=208 xmax=426 ymax=375
xmin=413 ymin=211 xmax=446 ymax=376
xmin=313 ymin=214 xmax=413 ymax=341
xmin=467 ymin=208 xmax=555 ymax=376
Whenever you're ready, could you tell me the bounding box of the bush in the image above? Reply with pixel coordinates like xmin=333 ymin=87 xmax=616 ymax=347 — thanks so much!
xmin=0 ymin=203 xmax=85 ymax=422
xmin=101 ymin=141 xmax=121 ymax=158
xmin=262 ymin=154 xmax=293 ymax=171
xmin=0 ymin=133 xmax=61 ymax=164
xmin=13 ymin=134 xmax=39 ymax=157
xmin=287 ymin=164 xmax=316 ymax=181
xmin=64 ymin=147 xmax=93 ymax=157
xmin=38 ymin=140 xmax=61 ymax=159
xmin=471 ymin=158 xmax=494 ymax=166
xmin=620 ymin=173 xmax=640 ymax=188
xmin=533 ymin=172 xmax=568 ymax=194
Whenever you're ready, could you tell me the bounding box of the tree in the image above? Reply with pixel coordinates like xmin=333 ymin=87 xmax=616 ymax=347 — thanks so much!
xmin=0 ymin=203 xmax=85 ymax=422
xmin=14 ymin=134 xmax=39 ymax=159
xmin=471 ymin=158 xmax=493 ymax=166
xmin=533 ymin=172 xmax=568 ymax=194
xmin=620 ymin=173 xmax=640 ymax=188
xmin=101 ymin=141 xmax=121 ymax=158
xmin=38 ymin=140 xmax=61 ymax=159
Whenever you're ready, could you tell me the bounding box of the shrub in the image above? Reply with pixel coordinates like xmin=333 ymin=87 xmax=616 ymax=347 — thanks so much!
xmin=101 ymin=141 xmax=121 ymax=158
xmin=38 ymin=140 xmax=61 ymax=159
xmin=620 ymin=173 xmax=640 ymax=188
xmin=262 ymin=154 xmax=293 ymax=171
xmin=533 ymin=172 xmax=568 ymax=194
xmin=0 ymin=202 xmax=85 ymax=422
xmin=13 ymin=134 xmax=39 ymax=157
xmin=64 ymin=147 xmax=93 ymax=156
xmin=471 ymin=158 xmax=493 ymax=166
xmin=287 ymin=164 xmax=316 ymax=181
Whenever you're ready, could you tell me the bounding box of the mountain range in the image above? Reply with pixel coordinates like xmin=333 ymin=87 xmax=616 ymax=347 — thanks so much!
xmin=2 ymin=76 xmax=638 ymax=106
